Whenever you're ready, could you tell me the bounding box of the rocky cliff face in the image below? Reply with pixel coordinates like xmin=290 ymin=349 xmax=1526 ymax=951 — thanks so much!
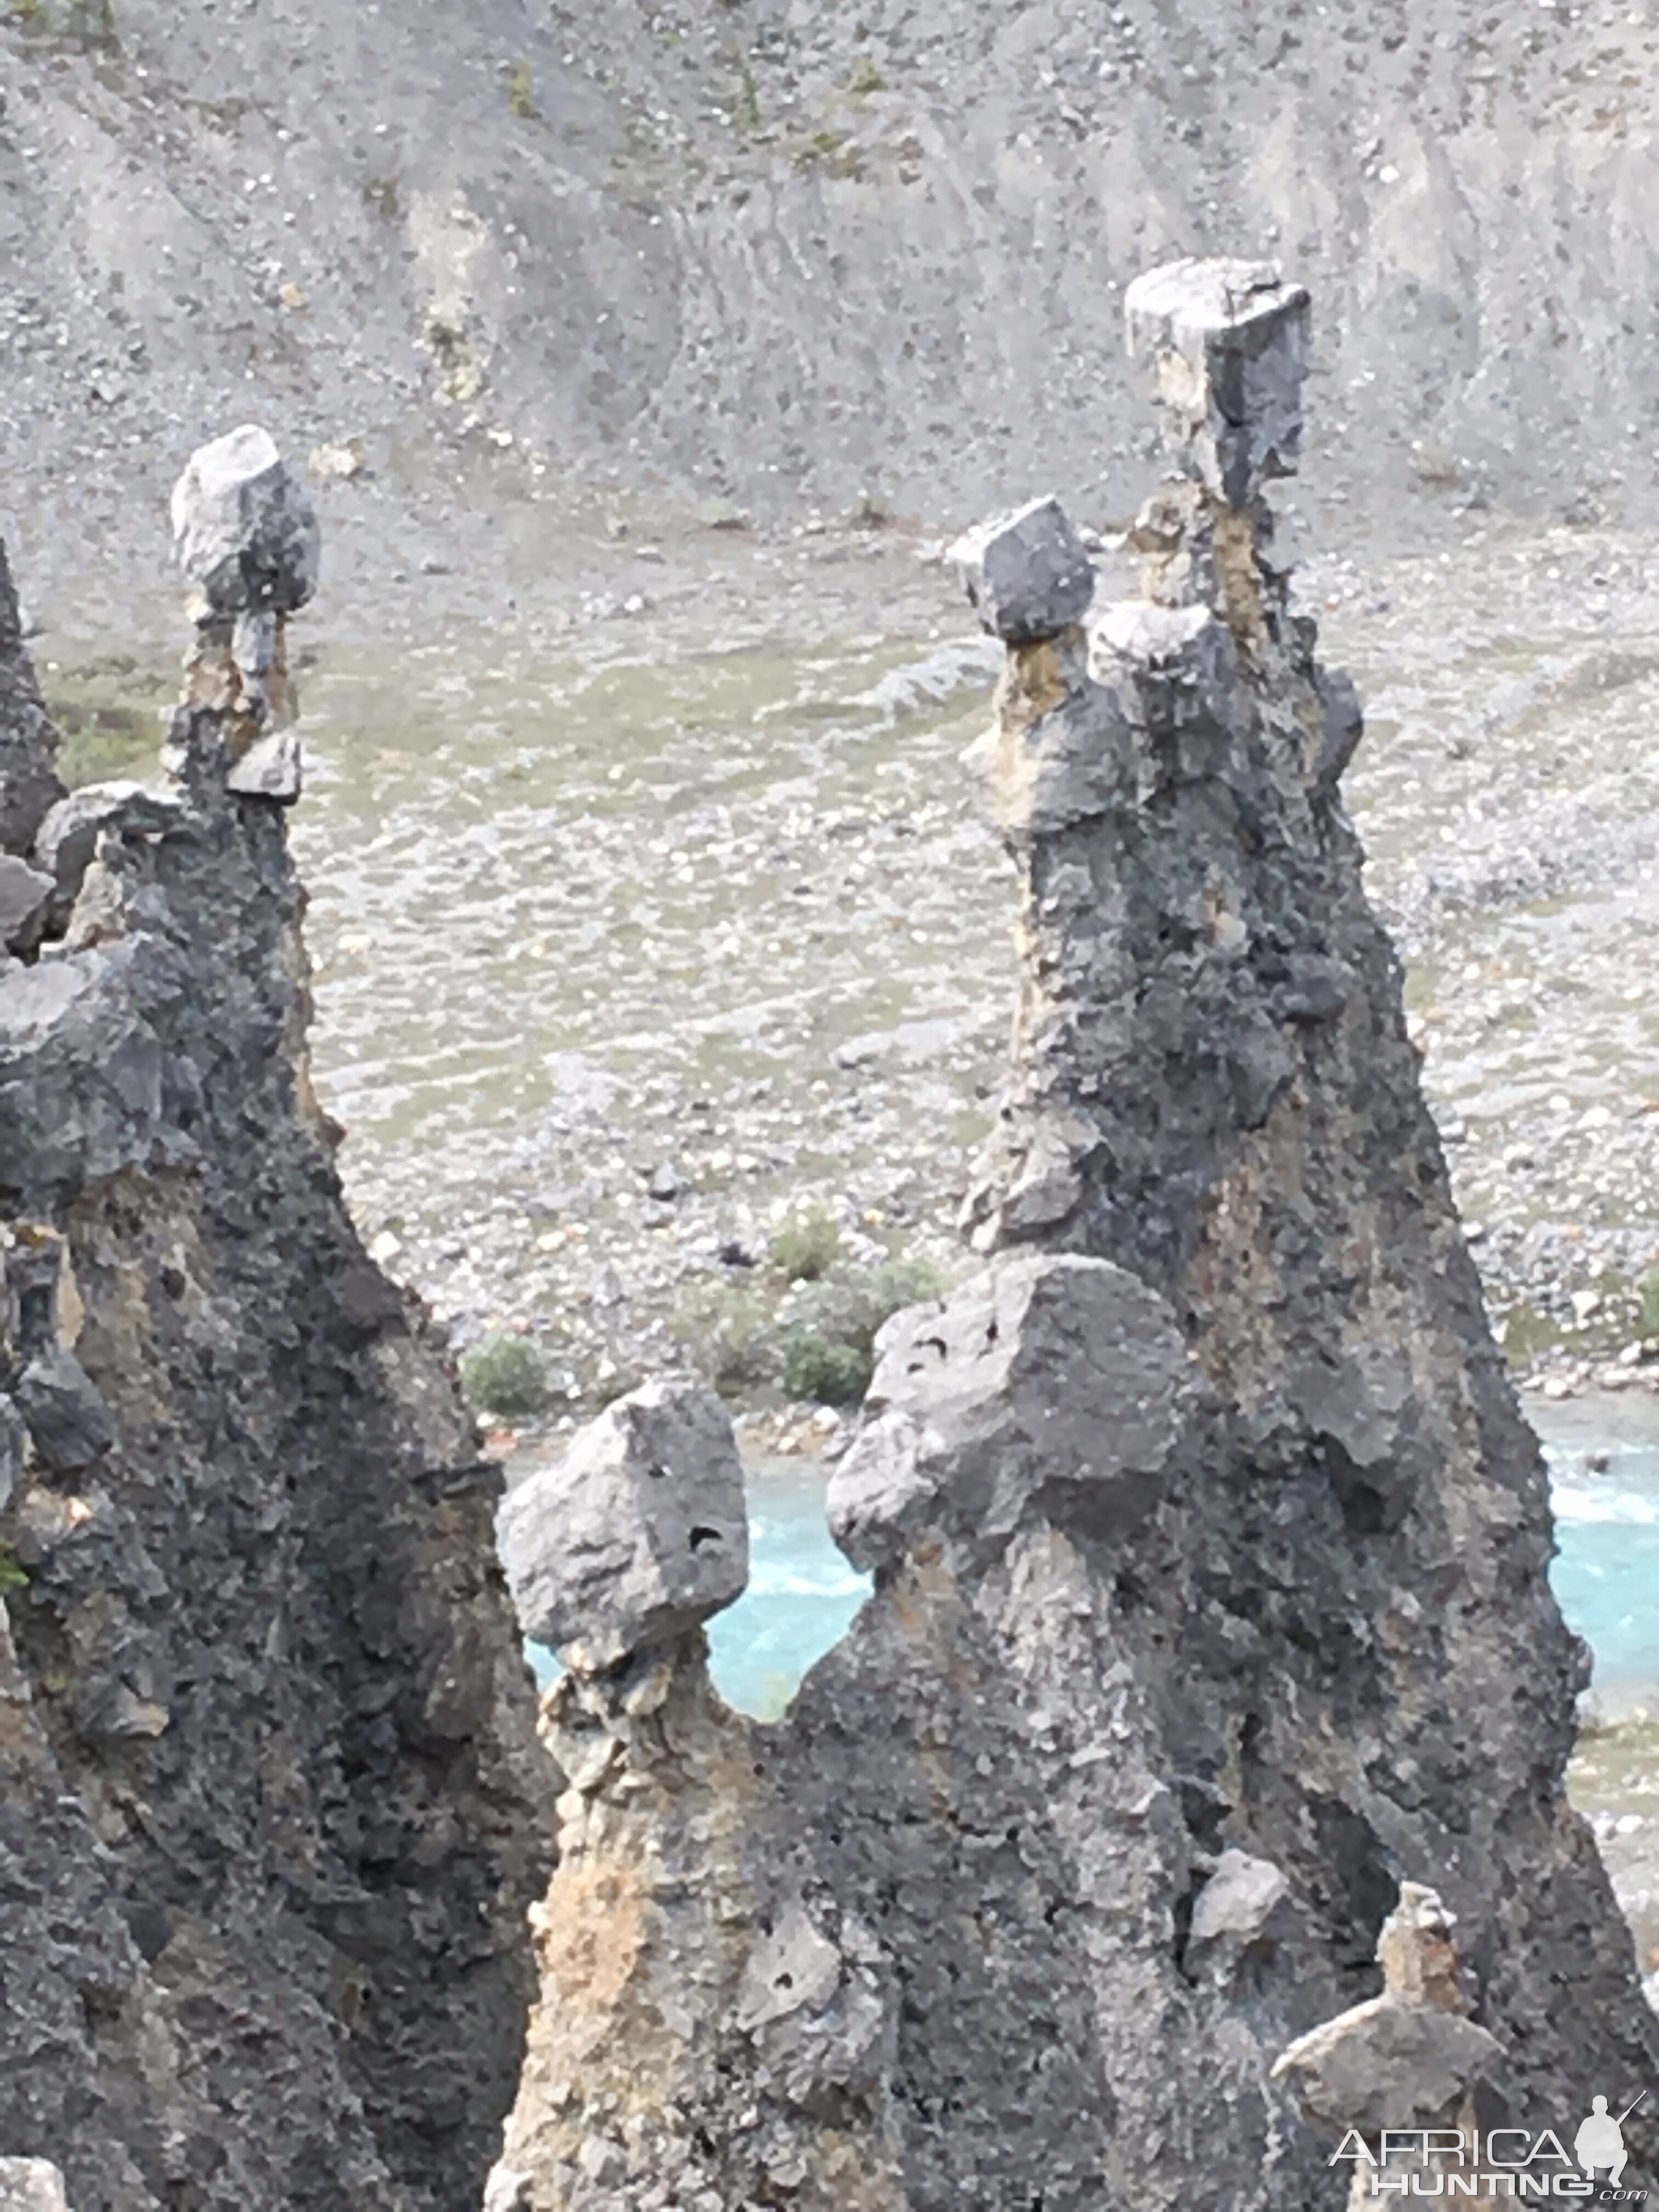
xmin=2 ymin=0 xmax=1656 ymax=586
xmin=491 ymin=266 xmax=1659 ymax=2210
xmin=0 ymin=452 xmax=552 ymax=2211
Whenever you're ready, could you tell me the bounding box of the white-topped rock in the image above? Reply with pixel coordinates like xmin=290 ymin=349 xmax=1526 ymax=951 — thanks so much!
xmin=1125 ymin=258 xmax=1311 ymax=507
xmin=171 ymin=426 xmax=320 ymax=620
xmin=496 ymin=1376 xmax=749 ymax=1672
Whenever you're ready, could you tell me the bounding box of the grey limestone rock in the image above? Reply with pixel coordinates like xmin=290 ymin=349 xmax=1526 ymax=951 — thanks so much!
xmin=0 ymin=857 xmax=53 ymax=954
xmin=492 ymin=268 xmax=1659 ymax=2212
xmin=33 ymin=783 xmax=187 ymax=930
xmin=827 ymin=1252 xmax=1199 ymax=1571
xmin=12 ymin=1345 xmax=115 ymax=1475
xmin=0 ymin=544 xmax=65 ymax=861
xmin=0 ymin=2160 xmax=71 ymax=2211
xmin=948 ymin=494 xmax=1096 ymax=645
xmin=497 ymin=1374 xmax=749 ymax=1670
xmin=0 ymin=522 xmax=551 ymax=2211
xmin=225 ymin=727 xmax=303 ymax=802
xmin=0 ymin=1398 xmax=24 ymax=1514
xmin=1125 ymin=257 xmax=1311 ymax=507
xmin=1274 ymin=1883 xmax=1507 ymax=2141
xmin=170 ymin=425 xmax=321 ymax=620
xmin=1274 ymin=1996 xmax=1505 ymax=2138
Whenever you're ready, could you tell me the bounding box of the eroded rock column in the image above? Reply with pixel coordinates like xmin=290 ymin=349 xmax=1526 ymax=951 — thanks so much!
xmin=0 ymin=443 xmax=551 ymax=2211
xmin=490 ymin=1379 xmax=905 ymax=2212
xmin=486 ymin=261 xmax=1655 ymax=2211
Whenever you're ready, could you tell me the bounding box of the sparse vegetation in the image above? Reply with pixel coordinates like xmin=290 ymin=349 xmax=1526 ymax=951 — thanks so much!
xmin=0 ymin=1544 xmax=29 ymax=1595
xmin=461 ymin=1333 xmax=549 ymax=1419
xmin=672 ymin=1280 xmax=774 ymax=1401
xmin=792 ymin=126 xmax=859 ymax=176
xmin=506 ymin=58 xmax=539 ymax=120
xmin=1642 ymin=1273 xmax=1659 ymax=1339
xmin=363 ymin=174 xmax=402 ymax=222
xmin=846 ymin=57 xmax=886 ymax=94
xmin=41 ymin=656 xmax=171 ymax=787
xmin=7 ymin=0 xmax=115 ymax=43
xmin=676 ymin=1244 xmax=946 ymax=1409
xmin=769 ymin=1208 xmax=840 ymax=1283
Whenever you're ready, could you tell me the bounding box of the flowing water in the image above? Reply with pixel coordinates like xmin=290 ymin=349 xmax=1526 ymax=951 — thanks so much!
xmin=518 ymin=1393 xmax=1659 ymax=1725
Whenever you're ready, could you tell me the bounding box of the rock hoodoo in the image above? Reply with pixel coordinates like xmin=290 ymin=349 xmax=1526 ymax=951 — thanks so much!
xmin=0 ymin=441 xmax=551 ymax=2210
xmin=490 ymin=261 xmax=1658 ymax=2209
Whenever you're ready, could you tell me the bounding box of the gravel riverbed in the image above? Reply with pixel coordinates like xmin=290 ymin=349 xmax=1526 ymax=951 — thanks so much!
xmin=27 ymin=498 xmax=1659 ymax=1440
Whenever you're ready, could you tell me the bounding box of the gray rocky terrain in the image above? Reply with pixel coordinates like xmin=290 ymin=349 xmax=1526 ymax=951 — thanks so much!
xmin=4 ymin=0 xmax=1659 ymax=616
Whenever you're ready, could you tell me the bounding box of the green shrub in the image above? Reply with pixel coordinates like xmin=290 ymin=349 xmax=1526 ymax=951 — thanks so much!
xmin=506 ymin=58 xmax=539 ymax=119
xmin=782 ymin=1255 xmax=947 ymax=1406
xmin=770 ymin=1208 xmax=841 ymax=1283
xmin=0 ymin=1544 xmax=29 ymax=1595
xmin=782 ymin=1328 xmax=870 ymax=1407
xmin=461 ymin=1333 xmax=548 ymax=1419
xmin=673 ymin=1281 xmax=776 ymax=1401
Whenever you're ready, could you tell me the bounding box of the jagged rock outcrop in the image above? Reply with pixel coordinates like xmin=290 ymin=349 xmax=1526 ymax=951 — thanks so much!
xmin=0 ymin=445 xmax=552 ymax=2211
xmin=490 ymin=262 xmax=1659 ymax=2210
xmin=1274 ymin=1884 xmax=1509 ymax=2207
xmin=492 ymin=1377 xmax=905 ymax=2212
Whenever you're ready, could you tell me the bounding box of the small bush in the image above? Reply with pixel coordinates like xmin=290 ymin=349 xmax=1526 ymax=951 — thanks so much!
xmin=0 ymin=1544 xmax=29 ymax=1595
xmin=461 ymin=1333 xmax=548 ymax=1419
xmin=770 ymin=1209 xmax=840 ymax=1283
xmin=506 ymin=58 xmax=539 ymax=119
xmin=674 ymin=1282 xmax=776 ymax=1401
xmin=1642 ymin=1274 xmax=1659 ymax=1339
xmin=846 ymin=57 xmax=886 ymax=94
xmin=782 ymin=1328 xmax=870 ymax=1407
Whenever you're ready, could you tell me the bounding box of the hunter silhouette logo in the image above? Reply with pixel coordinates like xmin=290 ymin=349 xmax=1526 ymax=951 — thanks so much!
xmin=1332 ymin=2091 xmax=1651 ymax=2198
xmin=1576 ymin=2096 xmax=1645 ymax=2192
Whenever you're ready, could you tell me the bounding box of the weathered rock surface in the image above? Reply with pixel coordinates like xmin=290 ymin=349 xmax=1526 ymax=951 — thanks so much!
xmin=1125 ymin=257 xmax=1311 ymax=507
xmin=490 ymin=264 xmax=1659 ymax=2209
xmin=0 ymin=543 xmax=64 ymax=861
xmin=7 ymin=0 xmax=1659 ymax=556
xmin=1275 ymin=1884 xmax=1509 ymax=2204
xmin=0 ymin=453 xmax=552 ymax=2211
xmin=0 ymin=2160 xmax=72 ymax=2212
xmin=827 ymin=1251 xmax=1198 ymax=1571
xmin=498 ymin=1374 xmax=749 ymax=1671
xmin=170 ymin=424 xmax=321 ymax=621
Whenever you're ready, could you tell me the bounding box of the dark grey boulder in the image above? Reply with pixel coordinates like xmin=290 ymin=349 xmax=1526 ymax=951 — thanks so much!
xmin=949 ymin=494 xmax=1096 ymax=645
xmin=13 ymin=1344 xmax=115 ymax=1474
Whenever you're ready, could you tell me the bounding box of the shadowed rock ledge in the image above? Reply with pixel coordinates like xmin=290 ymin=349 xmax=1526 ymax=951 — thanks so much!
xmin=490 ymin=264 xmax=1659 ymax=2210
xmin=0 ymin=435 xmax=553 ymax=2211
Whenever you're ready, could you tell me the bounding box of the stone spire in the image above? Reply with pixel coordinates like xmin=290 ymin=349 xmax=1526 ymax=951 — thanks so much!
xmin=166 ymin=423 xmax=320 ymax=799
xmin=487 ymin=262 xmax=1656 ymax=2210
xmin=0 ymin=461 xmax=550 ymax=2209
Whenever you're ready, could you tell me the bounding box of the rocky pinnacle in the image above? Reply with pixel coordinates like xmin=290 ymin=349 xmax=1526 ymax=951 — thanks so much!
xmin=0 ymin=438 xmax=551 ymax=2211
xmin=487 ymin=263 xmax=1659 ymax=2211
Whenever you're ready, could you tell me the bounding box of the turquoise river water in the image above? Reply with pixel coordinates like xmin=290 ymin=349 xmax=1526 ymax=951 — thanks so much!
xmin=525 ymin=1395 xmax=1659 ymax=1720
